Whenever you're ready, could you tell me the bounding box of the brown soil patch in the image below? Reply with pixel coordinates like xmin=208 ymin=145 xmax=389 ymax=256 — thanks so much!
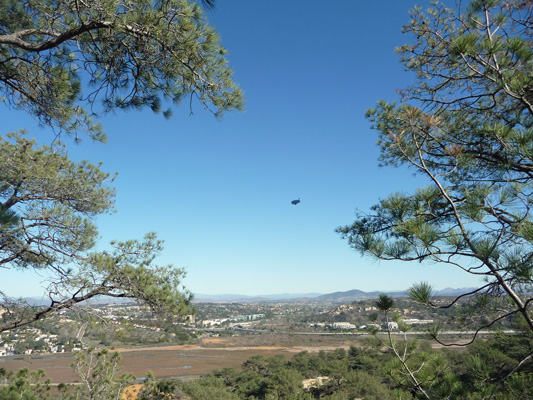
xmin=122 ymin=384 xmax=144 ymax=400
xmin=201 ymin=337 xmax=228 ymax=346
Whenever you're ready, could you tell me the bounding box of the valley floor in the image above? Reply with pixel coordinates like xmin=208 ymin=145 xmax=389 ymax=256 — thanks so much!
xmin=0 ymin=333 xmax=470 ymax=384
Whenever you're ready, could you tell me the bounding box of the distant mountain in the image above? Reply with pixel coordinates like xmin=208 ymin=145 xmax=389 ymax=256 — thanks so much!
xmin=193 ymin=293 xmax=322 ymax=303
xmin=193 ymin=290 xmax=408 ymax=304
xmin=20 ymin=288 xmax=479 ymax=306
xmin=21 ymin=296 xmax=135 ymax=307
xmin=20 ymin=297 xmax=49 ymax=306
xmin=193 ymin=287 xmax=479 ymax=304
xmin=436 ymin=287 xmax=478 ymax=297
xmin=314 ymin=289 xmax=407 ymax=303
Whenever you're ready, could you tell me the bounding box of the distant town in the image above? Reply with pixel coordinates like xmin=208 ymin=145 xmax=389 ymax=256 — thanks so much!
xmin=0 ymin=288 xmax=506 ymax=357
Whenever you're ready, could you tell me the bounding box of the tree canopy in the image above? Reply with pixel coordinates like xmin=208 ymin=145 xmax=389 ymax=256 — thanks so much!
xmin=0 ymin=132 xmax=192 ymax=332
xmin=0 ymin=0 xmax=243 ymax=141
xmin=337 ymin=0 xmax=532 ymax=334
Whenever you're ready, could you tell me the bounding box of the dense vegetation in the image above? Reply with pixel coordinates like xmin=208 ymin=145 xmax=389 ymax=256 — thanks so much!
xmin=157 ymin=335 xmax=533 ymax=400
xmin=3 ymin=334 xmax=531 ymax=399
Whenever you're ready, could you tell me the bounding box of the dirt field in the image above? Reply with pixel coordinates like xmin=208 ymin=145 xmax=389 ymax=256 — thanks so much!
xmin=0 ymin=334 xmax=361 ymax=383
xmin=0 ymin=333 xmax=468 ymax=384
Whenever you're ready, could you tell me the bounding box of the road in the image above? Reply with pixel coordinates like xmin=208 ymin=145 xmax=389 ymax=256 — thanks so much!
xmin=202 ymin=327 xmax=515 ymax=336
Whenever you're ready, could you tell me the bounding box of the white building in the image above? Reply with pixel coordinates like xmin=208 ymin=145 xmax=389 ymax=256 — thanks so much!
xmin=332 ymin=322 xmax=356 ymax=330
xmin=404 ymin=319 xmax=434 ymax=325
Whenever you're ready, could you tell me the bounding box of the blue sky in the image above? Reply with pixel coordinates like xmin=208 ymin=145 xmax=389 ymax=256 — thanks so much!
xmin=1 ymin=0 xmax=484 ymax=298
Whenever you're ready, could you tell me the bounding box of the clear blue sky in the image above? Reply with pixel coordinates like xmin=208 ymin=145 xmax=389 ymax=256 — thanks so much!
xmin=1 ymin=0 xmax=483 ymax=298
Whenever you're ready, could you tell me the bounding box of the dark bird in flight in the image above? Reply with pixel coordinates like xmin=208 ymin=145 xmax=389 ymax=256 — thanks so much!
xmin=291 ymin=198 xmax=301 ymax=205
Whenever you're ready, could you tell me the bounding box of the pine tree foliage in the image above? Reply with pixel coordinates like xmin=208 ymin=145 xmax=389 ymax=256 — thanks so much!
xmin=0 ymin=131 xmax=115 ymax=270
xmin=69 ymin=347 xmax=136 ymax=400
xmin=337 ymin=0 xmax=533 ymax=333
xmin=0 ymin=367 xmax=52 ymax=400
xmin=372 ymin=294 xmax=453 ymax=399
xmin=0 ymin=0 xmax=243 ymax=141
xmin=0 ymin=132 xmax=192 ymax=332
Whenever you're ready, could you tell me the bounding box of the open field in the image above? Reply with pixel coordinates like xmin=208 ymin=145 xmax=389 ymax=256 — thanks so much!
xmin=0 ymin=334 xmax=362 ymax=383
xmin=0 ymin=333 xmax=470 ymax=383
